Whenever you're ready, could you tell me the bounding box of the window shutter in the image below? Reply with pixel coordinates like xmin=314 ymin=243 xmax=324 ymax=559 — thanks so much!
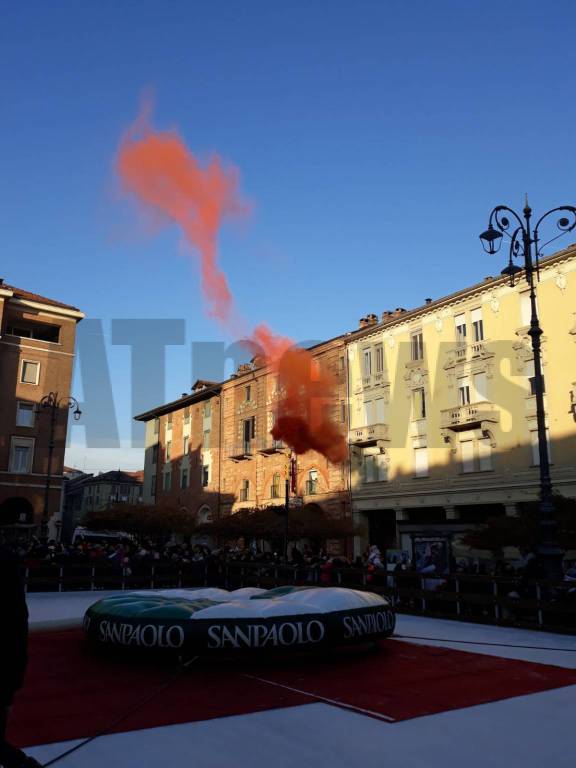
xmin=478 ymin=438 xmax=492 ymax=471
xmin=375 ymin=398 xmax=385 ymax=423
xmin=414 ymin=447 xmax=428 ymax=477
xmin=470 ymin=307 xmax=482 ymax=323
xmin=473 ymin=372 xmax=487 ymax=402
xmin=461 ymin=440 xmax=475 ymax=473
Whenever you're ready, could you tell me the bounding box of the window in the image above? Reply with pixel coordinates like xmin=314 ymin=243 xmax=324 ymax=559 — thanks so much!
xmin=471 ymin=308 xmax=484 ymax=342
xmin=183 ymin=435 xmax=189 ymax=454
xmin=473 ymin=372 xmax=487 ymax=402
xmin=375 ymin=398 xmax=385 ymax=424
xmin=525 ymin=359 xmax=546 ymax=396
xmin=461 ymin=436 xmax=492 ymax=473
xmin=184 ymin=407 xmax=190 ymax=424
xmin=458 ymin=377 xmax=471 ymax=406
xmin=271 ymin=473 xmax=281 ymax=498
xmin=166 ymin=413 xmax=173 ymax=430
xmin=166 ymin=441 xmax=172 ymax=461
xmin=181 ymin=467 xmax=188 ymax=489
xmin=478 ymin=437 xmax=492 ymax=472
xmin=412 ymin=388 xmax=426 ymax=419
xmin=414 ymin=447 xmax=428 ymax=478
xmin=245 ymin=385 xmax=251 ymax=402
xmin=20 ymin=360 xmax=39 ymax=385
xmin=364 ymin=400 xmax=374 ymax=426
xmin=16 ymin=402 xmax=35 ymax=427
xmin=375 ymin=345 xmax=384 ymax=373
xmin=340 ymin=400 xmax=346 ymax=423
xmin=203 ymin=401 xmax=211 ymax=418
xmin=520 ymin=292 xmax=533 ymax=327
xmin=203 ymin=429 xmax=211 ymax=449
xmin=240 ymin=479 xmax=250 ymax=501
xmin=339 ymin=356 xmax=345 ymax=371
xmin=163 ymin=471 xmax=172 ymax=492
xmin=311 ymin=359 xmax=321 ymax=381
xmin=150 ymin=475 xmax=157 ymax=496
xmin=411 ymin=331 xmax=424 ymax=361
xmin=455 ymin=313 xmax=467 ymax=344
xmin=202 ymin=465 xmax=210 ymax=487
xmin=6 ymin=320 xmax=60 ymax=343
xmin=242 ymin=417 xmax=256 ymax=450
xmin=461 ymin=439 xmax=475 ymax=473
xmin=9 ymin=437 xmax=34 ymax=473
xmin=306 ymin=470 xmax=318 ymax=495
xmin=151 ymin=444 xmax=159 ymax=465
xmin=364 ymin=453 xmax=387 ymax=482
xmin=153 ymin=417 xmax=159 ymax=435
xmin=363 ymin=349 xmax=372 ymax=376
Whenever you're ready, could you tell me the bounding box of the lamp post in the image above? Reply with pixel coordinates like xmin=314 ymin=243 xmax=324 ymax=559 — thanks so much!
xmin=37 ymin=392 xmax=82 ymax=542
xmin=479 ymin=197 xmax=576 ymax=578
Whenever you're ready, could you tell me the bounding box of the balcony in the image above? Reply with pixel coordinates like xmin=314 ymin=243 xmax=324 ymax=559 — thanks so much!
xmin=257 ymin=435 xmax=286 ymax=455
xmin=440 ymin=402 xmax=500 ymax=431
xmin=228 ymin=440 xmax=255 ymax=461
xmin=348 ymin=423 xmax=390 ymax=446
xmin=444 ymin=341 xmax=493 ymax=369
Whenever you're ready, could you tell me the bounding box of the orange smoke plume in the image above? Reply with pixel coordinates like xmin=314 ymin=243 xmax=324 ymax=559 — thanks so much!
xmin=116 ymin=100 xmax=346 ymax=463
xmin=117 ymin=99 xmax=243 ymax=323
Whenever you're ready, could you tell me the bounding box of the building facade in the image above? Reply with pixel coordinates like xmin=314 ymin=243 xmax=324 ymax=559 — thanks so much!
xmin=63 ymin=469 xmax=144 ymax=539
xmin=346 ymin=245 xmax=576 ymax=559
xmin=0 ymin=279 xmax=83 ymax=537
xmin=135 ymin=381 xmax=223 ymax=526
xmin=135 ymin=338 xmax=352 ymax=546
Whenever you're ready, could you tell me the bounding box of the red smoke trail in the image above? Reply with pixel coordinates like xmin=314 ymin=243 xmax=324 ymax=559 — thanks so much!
xmin=116 ymin=100 xmax=346 ymax=463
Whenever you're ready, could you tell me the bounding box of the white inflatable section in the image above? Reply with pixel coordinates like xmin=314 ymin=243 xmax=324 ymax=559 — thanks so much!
xmin=126 ymin=587 xmax=388 ymax=620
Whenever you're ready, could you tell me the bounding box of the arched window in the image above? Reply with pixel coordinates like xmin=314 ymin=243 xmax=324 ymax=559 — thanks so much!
xmin=197 ymin=505 xmax=211 ymax=524
xmin=240 ymin=479 xmax=250 ymax=502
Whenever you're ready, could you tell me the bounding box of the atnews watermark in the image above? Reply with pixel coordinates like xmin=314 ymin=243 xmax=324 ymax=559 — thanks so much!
xmin=70 ymin=318 xmax=545 ymax=451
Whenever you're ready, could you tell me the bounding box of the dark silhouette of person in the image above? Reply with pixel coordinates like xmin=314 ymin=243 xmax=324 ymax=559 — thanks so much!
xmin=0 ymin=518 xmax=42 ymax=767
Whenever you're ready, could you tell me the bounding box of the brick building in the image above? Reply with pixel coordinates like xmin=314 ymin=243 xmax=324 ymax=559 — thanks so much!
xmin=135 ymin=337 xmax=352 ymax=548
xmin=0 ymin=279 xmax=83 ymax=537
xmin=135 ymin=380 xmax=223 ymax=525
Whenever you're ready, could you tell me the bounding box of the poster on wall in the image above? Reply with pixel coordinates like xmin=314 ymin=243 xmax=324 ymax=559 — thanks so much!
xmin=413 ymin=537 xmax=450 ymax=575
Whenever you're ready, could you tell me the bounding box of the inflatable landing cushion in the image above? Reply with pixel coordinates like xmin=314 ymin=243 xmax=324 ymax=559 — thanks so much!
xmin=84 ymin=586 xmax=395 ymax=652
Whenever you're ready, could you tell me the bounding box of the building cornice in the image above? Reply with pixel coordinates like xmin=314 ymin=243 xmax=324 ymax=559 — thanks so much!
xmin=348 ymin=243 xmax=576 ymax=345
xmin=9 ymin=297 xmax=85 ymax=321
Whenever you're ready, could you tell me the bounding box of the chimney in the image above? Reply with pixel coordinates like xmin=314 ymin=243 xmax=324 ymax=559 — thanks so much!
xmin=358 ymin=317 xmax=369 ymax=329
xmin=181 ymin=392 xmax=188 ymax=398
xmin=381 ymin=310 xmax=394 ymax=321
xmin=393 ymin=307 xmax=407 ymax=316
xmin=365 ymin=313 xmax=378 ymax=326
xmin=425 ymin=298 xmax=433 ymax=305
xmin=0 ymin=278 xmax=4 ymax=286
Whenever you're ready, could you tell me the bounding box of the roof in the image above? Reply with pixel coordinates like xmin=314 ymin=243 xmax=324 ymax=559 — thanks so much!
xmin=349 ymin=241 xmax=576 ymax=344
xmin=133 ymin=241 xmax=576 ymax=422
xmin=134 ymin=382 xmax=222 ymax=421
xmin=88 ymin=470 xmax=144 ymax=486
xmin=0 ymin=281 xmax=82 ymax=312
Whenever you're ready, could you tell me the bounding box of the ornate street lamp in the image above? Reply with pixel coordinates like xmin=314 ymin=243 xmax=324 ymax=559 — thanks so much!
xmin=480 ymin=197 xmax=576 ymax=578
xmin=36 ymin=392 xmax=82 ymax=541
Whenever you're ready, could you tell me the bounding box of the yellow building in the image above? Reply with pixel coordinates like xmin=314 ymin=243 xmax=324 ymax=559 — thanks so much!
xmin=346 ymin=244 xmax=576 ymax=560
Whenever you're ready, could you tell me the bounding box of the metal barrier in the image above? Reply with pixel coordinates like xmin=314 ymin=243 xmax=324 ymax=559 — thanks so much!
xmin=22 ymin=562 xmax=576 ymax=633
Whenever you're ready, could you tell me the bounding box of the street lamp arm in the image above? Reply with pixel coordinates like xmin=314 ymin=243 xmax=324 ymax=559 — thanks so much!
xmin=533 ymin=206 xmax=576 ymax=253
xmin=489 ymin=205 xmax=527 ymax=237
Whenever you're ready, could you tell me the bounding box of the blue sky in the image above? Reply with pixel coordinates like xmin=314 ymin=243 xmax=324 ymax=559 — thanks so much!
xmin=2 ymin=0 xmax=576 ymax=471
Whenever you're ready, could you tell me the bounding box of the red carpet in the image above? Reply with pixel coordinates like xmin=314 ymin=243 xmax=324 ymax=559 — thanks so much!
xmin=9 ymin=630 xmax=576 ymax=747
